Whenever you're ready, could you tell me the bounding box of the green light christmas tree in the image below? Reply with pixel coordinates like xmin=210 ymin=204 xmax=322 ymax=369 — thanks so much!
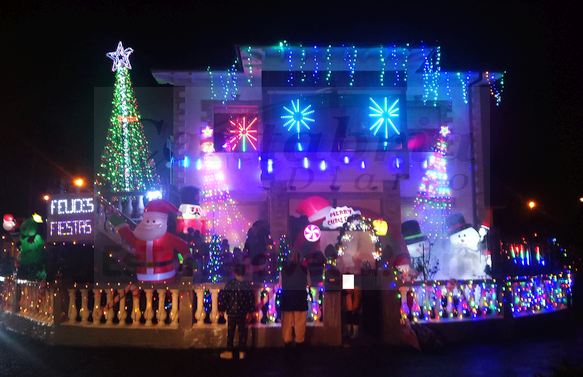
xmin=96 ymin=41 xmax=159 ymax=194
xmin=411 ymin=126 xmax=452 ymax=243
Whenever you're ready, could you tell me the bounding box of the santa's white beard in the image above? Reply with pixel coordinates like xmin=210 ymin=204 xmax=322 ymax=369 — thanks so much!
xmin=134 ymin=223 xmax=167 ymax=241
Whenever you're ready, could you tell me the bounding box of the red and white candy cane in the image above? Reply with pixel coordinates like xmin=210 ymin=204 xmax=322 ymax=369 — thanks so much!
xmin=102 ymin=283 xmax=140 ymax=315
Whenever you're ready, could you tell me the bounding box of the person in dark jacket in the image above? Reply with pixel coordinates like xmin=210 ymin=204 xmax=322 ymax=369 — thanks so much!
xmin=218 ymin=264 xmax=256 ymax=359
xmin=279 ymin=249 xmax=309 ymax=361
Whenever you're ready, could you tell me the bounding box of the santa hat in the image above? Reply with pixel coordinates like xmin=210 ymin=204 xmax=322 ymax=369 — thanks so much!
xmin=179 ymin=186 xmax=200 ymax=205
xmin=295 ymin=196 xmax=332 ymax=224
xmin=144 ymin=199 xmax=179 ymax=217
xmin=480 ymin=221 xmax=490 ymax=231
xmin=401 ymin=220 xmax=427 ymax=245
xmin=445 ymin=212 xmax=472 ymax=236
xmin=394 ymin=254 xmax=411 ymax=268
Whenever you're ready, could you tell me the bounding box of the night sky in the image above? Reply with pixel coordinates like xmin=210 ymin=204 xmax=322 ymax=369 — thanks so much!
xmin=1 ymin=2 xmax=580 ymax=245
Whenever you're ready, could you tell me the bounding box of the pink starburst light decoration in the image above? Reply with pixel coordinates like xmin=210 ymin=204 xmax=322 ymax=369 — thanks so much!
xmin=228 ymin=116 xmax=258 ymax=152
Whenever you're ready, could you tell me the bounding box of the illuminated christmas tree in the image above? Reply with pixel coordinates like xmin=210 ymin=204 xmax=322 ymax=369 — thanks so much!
xmin=96 ymin=41 xmax=159 ymax=194
xmin=199 ymin=125 xmax=251 ymax=248
xmin=411 ymin=126 xmax=452 ymax=243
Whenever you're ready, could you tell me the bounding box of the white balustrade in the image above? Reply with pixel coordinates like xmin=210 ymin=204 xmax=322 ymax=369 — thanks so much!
xmin=93 ymin=289 xmax=103 ymax=325
xmin=144 ymin=289 xmax=154 ymax=326
xmin=118 ymin=290 xmax=128 ymax=324
xmin=194 ymin=288 xmax=205 ymax=324
xmin=210 ymin=288 xmax=220 ymax=323
xmin=131 ymin=289 xmax=141 ymax=326
xmin=68 ymin=289 xmax=78 ymax=321
xmin=157 ymin=290 xmax=167 ymax=324
xmin=80 ymin=289 xmax=89 ymax=323
xmin=170 ymin=289 xmax=179 ymax=325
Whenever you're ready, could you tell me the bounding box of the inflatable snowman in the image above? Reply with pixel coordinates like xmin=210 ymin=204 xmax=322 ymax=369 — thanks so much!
xmin=444 ymin=213 xmax=482 ymax=279
xmin=401 ymin=220 xmax=427 ymax=280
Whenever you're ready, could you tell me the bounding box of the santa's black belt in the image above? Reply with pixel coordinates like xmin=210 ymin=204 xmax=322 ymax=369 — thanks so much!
xmin=137 ymin=260 xmax=174 ymax=268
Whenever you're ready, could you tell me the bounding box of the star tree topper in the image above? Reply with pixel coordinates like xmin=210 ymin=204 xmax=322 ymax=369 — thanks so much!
xmin=107 ymin=41 xmax=134 ymax=72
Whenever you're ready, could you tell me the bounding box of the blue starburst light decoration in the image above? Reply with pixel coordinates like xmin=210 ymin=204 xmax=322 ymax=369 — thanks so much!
xmin=106 ymin=41 xmax=134 ymax=72
xmin=281 ymin=99 xmax=315 ymax=138
xmin=369 ymin=97 xmax=399 ymax=138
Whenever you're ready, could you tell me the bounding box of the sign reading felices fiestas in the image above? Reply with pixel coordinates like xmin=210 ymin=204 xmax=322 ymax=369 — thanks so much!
xmin=47 ymin=194 xmax=95 ymax=242
xmin=324 ymin=206 xmax=361 ymax=229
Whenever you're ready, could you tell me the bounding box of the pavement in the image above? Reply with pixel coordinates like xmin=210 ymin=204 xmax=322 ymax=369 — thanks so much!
xmin=2 ymin=314 xmax=583 ymax=377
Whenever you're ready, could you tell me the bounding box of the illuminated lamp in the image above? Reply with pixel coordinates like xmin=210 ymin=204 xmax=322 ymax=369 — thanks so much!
xmin=373 ymin=219 xmax=388 ymax=236
xmin=147 ymin=191 xmax=162 ymax=201
xmin=303 ymin=157 xmax=309 ymax=169
xmin=320 ymin=161 xmax=326 ymax=171
xmin=32 ymin=213 xmax=43 ymax=223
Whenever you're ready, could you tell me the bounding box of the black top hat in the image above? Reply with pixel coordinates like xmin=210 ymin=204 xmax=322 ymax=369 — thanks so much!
xmin=180 ymin=186 xmax=200 ymax=205
xmin=445 ymin=213 xmax=472 ymax=236
xmin=401 ymin=220 xmax=427 ymax=245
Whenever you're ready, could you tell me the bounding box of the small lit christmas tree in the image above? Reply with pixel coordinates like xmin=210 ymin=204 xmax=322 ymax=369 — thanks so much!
xmin=411 ymin=126 xmax=452 ymax=243
xmin=207 ymin=234 xmax=223 ymax=283
xmin=96 ymin=41 xmax=159 ymax=194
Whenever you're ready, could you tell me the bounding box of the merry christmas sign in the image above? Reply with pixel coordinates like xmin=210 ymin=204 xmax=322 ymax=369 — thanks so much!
xmin=324 ymin=206 xmax=361 ymax=229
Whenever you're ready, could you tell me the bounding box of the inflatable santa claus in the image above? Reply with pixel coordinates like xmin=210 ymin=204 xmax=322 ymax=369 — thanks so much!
xmin=111 ymin=199 xmax=192 ymax=283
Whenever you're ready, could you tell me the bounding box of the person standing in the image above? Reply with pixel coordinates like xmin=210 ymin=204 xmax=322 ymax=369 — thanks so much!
xmin=218 ymin=264 xmax=256 ymax=359
xmin=279 ymin=249 xmax=309 ymax=361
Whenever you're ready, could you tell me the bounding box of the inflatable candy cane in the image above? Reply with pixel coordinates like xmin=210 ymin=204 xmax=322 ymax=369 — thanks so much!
xmin=102 ymin=283 xmax=140 ymax=318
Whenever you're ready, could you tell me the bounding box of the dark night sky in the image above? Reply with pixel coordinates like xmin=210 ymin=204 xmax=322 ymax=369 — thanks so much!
xmin=1 ymin=1 xmax=581 ymax=244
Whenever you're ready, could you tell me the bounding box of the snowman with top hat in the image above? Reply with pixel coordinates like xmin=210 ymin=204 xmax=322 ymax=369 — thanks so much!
xmin=445 ymin=213 xmax=481 ymax=279
xmin=401 ymin=220 xmax=428 ymax=280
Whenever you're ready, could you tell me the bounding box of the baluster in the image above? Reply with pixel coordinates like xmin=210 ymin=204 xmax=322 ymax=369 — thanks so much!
xmin=68 ymin=289 xmax=78 ymax=322
xmin=170 ymin=289 xmax=179 ymax=325
xmin=28 ymin=286 xmax=37 ymax=317
xmin=123 ymin=197 xmax=134 ymax=219
xmin=156 ymin=289 xmax=168 ymax=325
xmin=118 ymin=290 xmax=128 ymax=324
xmin=40 ymin=287 xmax=48 ymax=320
xmin=136 ymin=195 xmax=144 ymax=218
xmin=144 ymin=289 xmax=154 ymax=326
xmin=79 ymin=289 xmax=89 ymax=323
xmin=20 ymin=285 xmax=27 ymax=314
xmin=48 ymin=288 xmax=54 ymax=322
xmin=117 ymin=198 xmax=123 ymax=217
xmin=105 ymin=290 xmax=114 ymax=325
xmin=194 ymin=288 xmax=205 ymax=324
xmin=93 ymin=289 xmax=103 ymax=325
xmin=210 ymin=287 xmax=220 ymax=323
xmin=131 ymin=290 xmax=141 ymax=326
